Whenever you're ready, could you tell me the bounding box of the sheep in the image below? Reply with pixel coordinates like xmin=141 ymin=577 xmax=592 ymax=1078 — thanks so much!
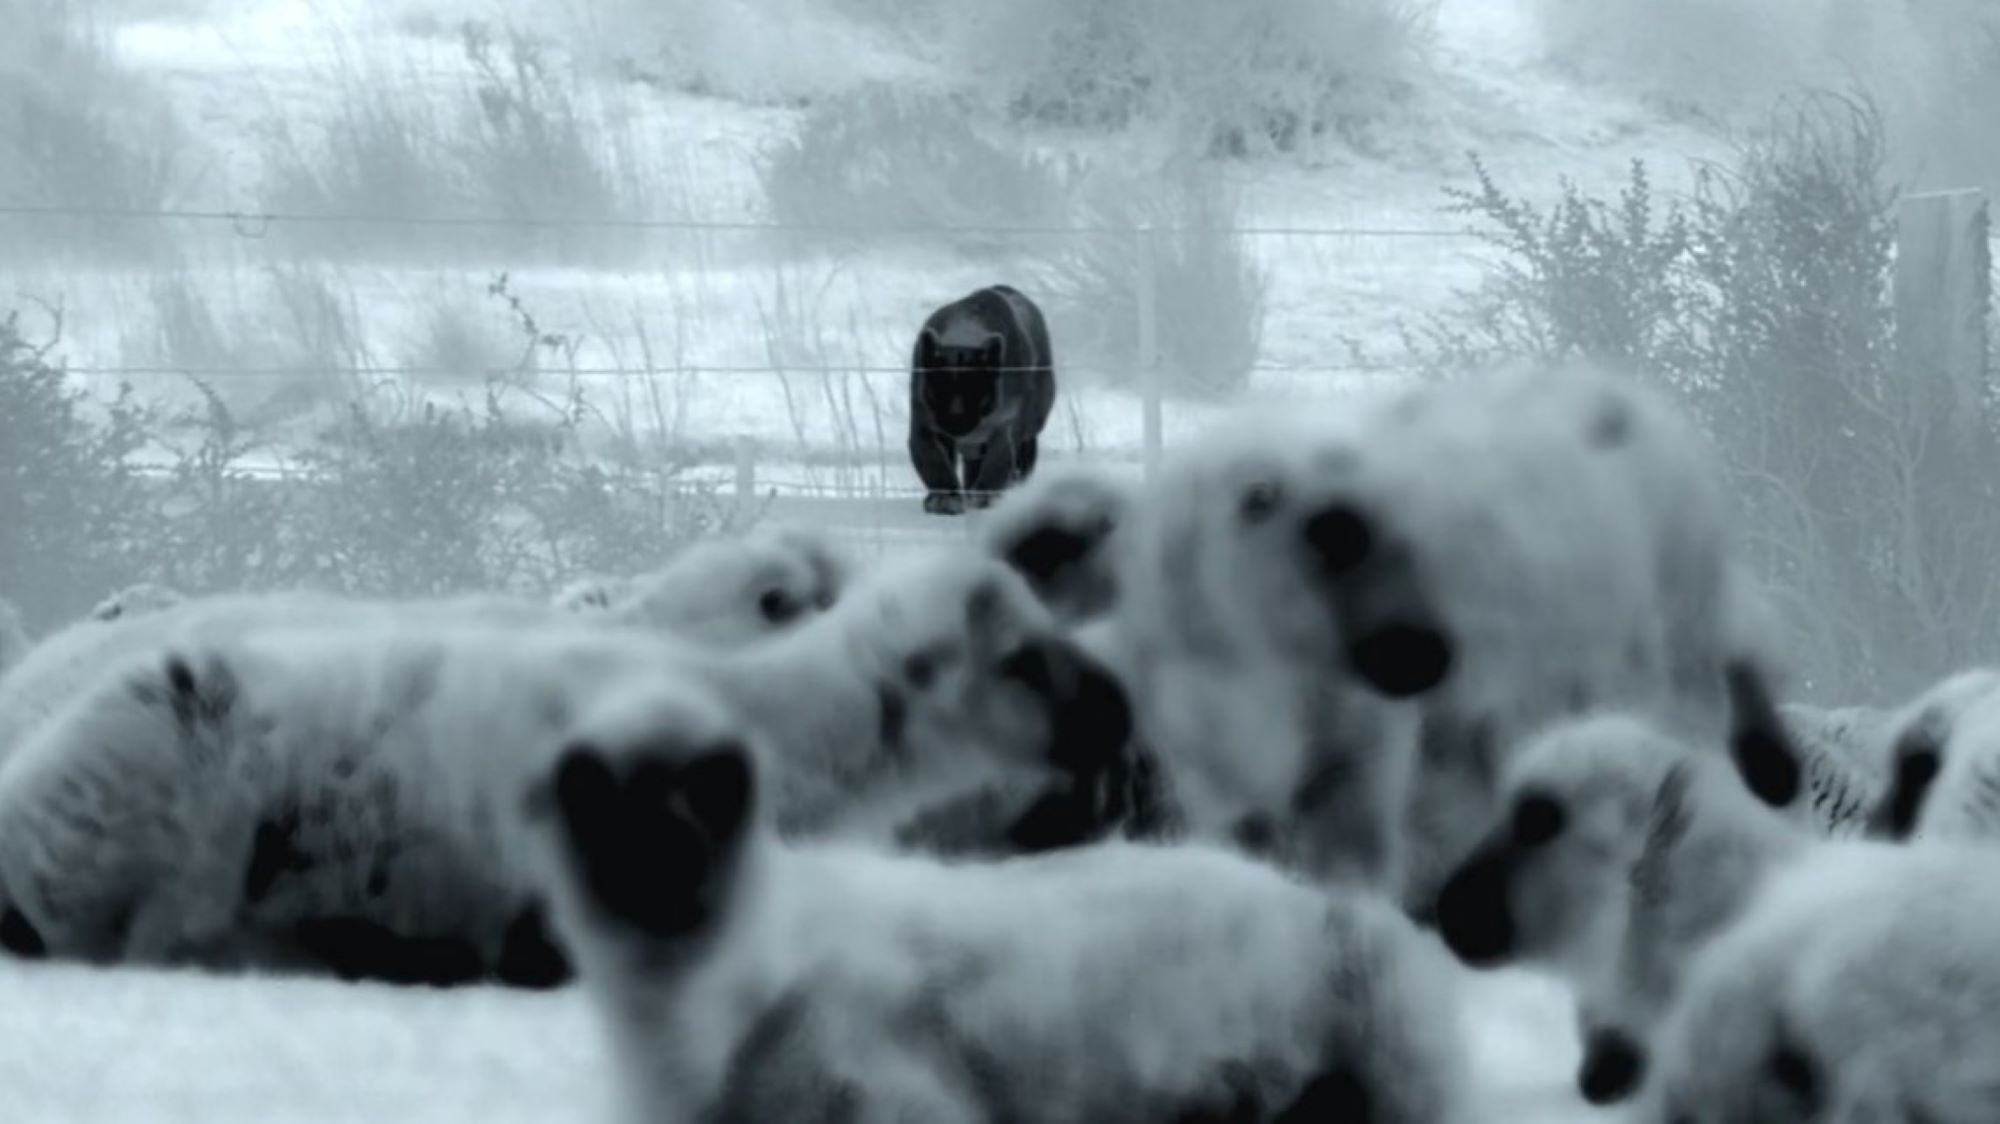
xmin=515 ymin=673 xmax=1474 ymax=1124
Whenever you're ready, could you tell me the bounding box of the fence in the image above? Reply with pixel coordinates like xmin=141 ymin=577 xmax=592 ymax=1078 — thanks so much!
xmin=1 ymin=198 xmax=1511 ymax=555
xmin=3 ymin=188 xmax=1995 ymax=558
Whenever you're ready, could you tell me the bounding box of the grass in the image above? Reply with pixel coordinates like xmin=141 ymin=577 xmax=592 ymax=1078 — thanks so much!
xmin=0 ymin=0 xmax=201 ymax=264
xmin=253 ymin=20 xmax=678 ymax=265
xmin=758 ymin=84 xmax=1076 ymax=253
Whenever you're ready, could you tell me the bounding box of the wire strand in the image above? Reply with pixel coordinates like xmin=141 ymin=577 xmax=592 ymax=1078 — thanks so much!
xmin=0 ymin=202 xmax=1480 ymax=241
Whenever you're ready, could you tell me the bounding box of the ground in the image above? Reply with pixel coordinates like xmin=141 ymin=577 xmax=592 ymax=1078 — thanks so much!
xmin=0 ymin=955 xmax=1622 ymax=1122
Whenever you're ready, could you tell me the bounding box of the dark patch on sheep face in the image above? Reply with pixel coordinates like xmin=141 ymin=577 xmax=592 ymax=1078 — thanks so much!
xmin=1510 ymin=791 xmax=1568 ymax=848
xmin=1764 ymin=1034 xmax=1823 ymax=1119
xmin=1296 ymin=499 xmax=1454 ymax=700
xmin=290 ymin=916 xmax=487 ymax=987
xmin=127 ymin=651 xmax=238 ymax=736
xmin=243 ymin=810 xmax=315 ymax=905
xmin=1723 ymin=660 xmax=1802 ymax=808
xmin=1003 ymin=522 xmax=1097 ymax=590
xmin=1432 ymin=833 xmax=1522 ymax=968
xmin=1578 ymin=1026 xmax=1647 ymax=1105
xmin=1869 ymin=712 xmax=1949 ymax=840
xmin=874 ymin=684 xmax=909 ymax=763
xmin=1000 ymin=515 xmax=1121 ymax=620
xmin=493 ymin=900 xmax=574 ymax=989
xmin=757 ymin=587 xmax=802 ymax=626
xmin=535 ymin=738 xmax=757 ymax=946
xmin=983 ymin=639 xmax=1144 ymax=853
xmin=1271 ymin=1064 xmax=1371 ymax=1123
xmin=0 ymin=905 xmax=46 ymax=958
xmin=1301 ymin=502 xmax=1374 ymax=577
xmin=995 ymin=638 xmax=1134 ymax=775
xmin=900 ymin=640 xmax=959 ymax=694
xmin=1231 ymin=813 xmax=1278 ymax=856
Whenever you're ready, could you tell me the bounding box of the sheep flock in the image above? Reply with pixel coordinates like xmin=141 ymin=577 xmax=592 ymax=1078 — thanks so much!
xmin=2 ymin=356 xmax=1991 ymax=1124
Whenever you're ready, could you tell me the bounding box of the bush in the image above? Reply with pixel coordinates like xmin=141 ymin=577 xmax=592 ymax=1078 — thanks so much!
xmin=1041 ymin=163 xmax=1268 ymax=399
xmin=0 ymin=307 xmax=155 ymax=631
xmin=560 ymin=0 xmax=930 ymax=106
xmin=1411 ymin=92 xmax=2000 ymax=702
xmin=257 ymin=22 xmax=658 ymax=263
xmin=0 ymin=298 xmax=734 ymax=630
xmin=1532 ymin=0 xmax=2000 ymax=196
xmin=120 ymin=265 xmax=374 ymax=434
xmin=953 ymin=0 xmax=1437 ymax=158
xmin=759 ymin=84 xmax=1074 ymax=252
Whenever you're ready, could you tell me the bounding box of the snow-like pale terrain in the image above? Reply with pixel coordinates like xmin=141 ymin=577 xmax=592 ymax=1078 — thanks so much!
xmin=4 ymin=0 xmax=1735 ymax=495
xmin=0 ymin=950 xmax=1618 ymax=1123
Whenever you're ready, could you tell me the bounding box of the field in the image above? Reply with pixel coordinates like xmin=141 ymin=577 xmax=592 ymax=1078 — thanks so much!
xmin=0 ymin=949 xmax=1597 ymax=1122
xmin=6 ymin=0 xmax=1741 ymax=524
xmin=4 ymin=0 xmax=1998 ymax=1117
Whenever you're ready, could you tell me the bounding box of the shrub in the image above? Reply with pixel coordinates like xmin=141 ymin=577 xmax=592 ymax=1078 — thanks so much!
xmin=561 ymin=0 xmax=928 ymax=106
xmin=0 ymin=306 xmax=155 ymax=631
xmin=257 ymin=22 xmax=658 ymax=263
xmin=953 ymin=0 xmax=1437 ymax=158
xmin=1411 ymin=92 xmax=2000 ymax=702
xmin=1532 ymin=0 xmax=2000 ymax=196
xmin=120 ymin=265 xmax=373 ymax=434
xmin=0 ymin=289 xmax=733 ymax=627
xmin=1040 ymin=163 xmax=1268 ymax=399
xmin=759 ymin=84 xmax=1074 ymax=252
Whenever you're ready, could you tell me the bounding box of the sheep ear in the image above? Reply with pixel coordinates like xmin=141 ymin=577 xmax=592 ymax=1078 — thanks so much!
xmin=1723 ymin=660 xmax=1802 ymax=808
xmin=1868 ymin=714 xmax=1948 ymax=840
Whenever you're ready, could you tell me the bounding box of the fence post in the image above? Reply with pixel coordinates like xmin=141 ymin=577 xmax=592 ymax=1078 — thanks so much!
xmin=1894 ymin=189 xmax=1991 ymax=437
xmin=1135 ymin=225 xmax=1163 ymax=484
xmin=732 ymin=436 xmax=757 ymax=524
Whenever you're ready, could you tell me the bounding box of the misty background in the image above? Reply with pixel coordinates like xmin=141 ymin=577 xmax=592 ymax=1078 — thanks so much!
xmin=3 ymin=0 xmax=1997 ymax=707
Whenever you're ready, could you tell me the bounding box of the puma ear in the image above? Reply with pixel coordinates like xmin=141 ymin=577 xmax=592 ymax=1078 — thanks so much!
xmin=916 ymin=329 xmax=940 ymax=367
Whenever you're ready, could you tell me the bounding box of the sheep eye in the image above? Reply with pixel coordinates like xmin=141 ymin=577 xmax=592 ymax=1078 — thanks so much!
xmin=1512 ymin=792 xmax=1567 ymax=848
xmin=1240 ymin=479 xmax=1282 ymax=524
xmin=758 ymin=588 xmax=798 ymax=624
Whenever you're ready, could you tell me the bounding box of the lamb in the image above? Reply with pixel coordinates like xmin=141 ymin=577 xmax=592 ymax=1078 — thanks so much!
xmin=977 ymin=460 xmax=1138 ymax=625
xmin=0 ymin=547 xmax=1136 ymax=986
xmin=1445 ymin=692 xmax=1902 ymax=1108
xmin=1633 ymin=838 xmax=2000 ymax=1124
xmin=1580 ymin=746 xmax=1821 ymax=1106
xmin=1108 ymin=359 xmax=1799 ymax=912
xmin=556 ymin=526 xmax=853 ymax=647
xmin=516 ymin=674 xmax=1474 ymax=1124
xmin=0 ymin=530 xmax=850 ymax=767
xmin=1421 ymin=654 xmax=1863 ymax=1101
xmin=1861 ymin=666 xmax=2000 ymax=842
